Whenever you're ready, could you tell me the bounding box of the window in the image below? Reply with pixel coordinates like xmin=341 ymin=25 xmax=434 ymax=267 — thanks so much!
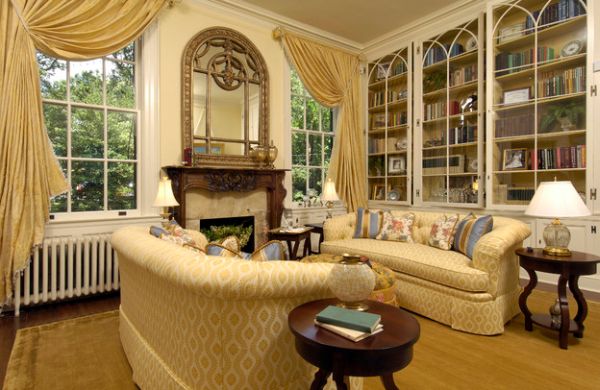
xmin=38 ymin=43 xmax=139 ymax=214
xmin=290 ymin=70 xmax=334 ymax=202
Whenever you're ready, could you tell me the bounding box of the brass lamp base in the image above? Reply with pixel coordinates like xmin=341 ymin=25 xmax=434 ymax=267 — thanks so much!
xmin=543 ymin=246 xmax=572 ymax=257
xmin=325 ymin=201 xmax=333 ymax=219
xmin=336 ymin=301 xmax=370 ymax=311
xmin=542 ymin=218 xmax=572 ymax=257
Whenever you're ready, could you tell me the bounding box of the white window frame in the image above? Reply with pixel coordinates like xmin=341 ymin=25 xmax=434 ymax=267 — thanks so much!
xmin=45 ymin=22 xmax=161 ymax=227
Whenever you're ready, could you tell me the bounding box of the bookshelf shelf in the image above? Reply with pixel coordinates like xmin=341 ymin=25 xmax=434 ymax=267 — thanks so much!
xmin=494 ymin=92 xmax=585 ymax=111
xmin=495 ymin=129 xmax=585 ymax=144
xmin=495 ymin=53 xmax=586 ymax=81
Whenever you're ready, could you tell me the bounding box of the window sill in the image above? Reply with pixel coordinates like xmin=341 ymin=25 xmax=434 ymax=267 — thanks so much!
xmin=45 ymin=214 xmax=162 ymax=237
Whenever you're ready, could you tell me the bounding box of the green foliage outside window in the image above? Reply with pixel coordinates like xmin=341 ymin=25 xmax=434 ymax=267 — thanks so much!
xmin=290 ymin=69 xmax=334 ymax=202
xmin=39 ymin=43 xmax=137 ymax=213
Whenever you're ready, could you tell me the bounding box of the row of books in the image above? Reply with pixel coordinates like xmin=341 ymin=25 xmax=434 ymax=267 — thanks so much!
xmin=371 ymin=112 xmax=407 ymax=128
xmin=424 ymin=43 xmax=466 ymax=67
xmin=449 ymin=64 xmax=477 ymax=87
xmin=537 ymin=66 xmax=586 ymax=98
xmin=315 ymin=305 xmax=382 ymax=342
xmin=525 ymin=0 xmax=586 ymax=32
xmin=369 ymin=89 xmax=407 ymax=108
xmin=506 ymin=188 xmax=535 ymax=202
xmin=368 ymin=137 xmax=386 ymax=154
xmin=424 ymin=100 xmax=462 ymax=121
xmin=495 ymin=47 xmax=555 ymax=74
xmin=449 ymin=125 xmax=477 ymax=144
xmin=531 ymin=145 xmax=586 ymax=170
xmin=495 ymin=113 xmax=535 ymax=138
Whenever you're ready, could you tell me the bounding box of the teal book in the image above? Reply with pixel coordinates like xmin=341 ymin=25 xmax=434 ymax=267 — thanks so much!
xmin=315 ymin=305 xmax=381 ymax=333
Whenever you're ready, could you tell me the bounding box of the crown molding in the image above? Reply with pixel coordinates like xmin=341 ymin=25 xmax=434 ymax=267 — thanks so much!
xmin=361 ymin=0 xmax=479 ymax=52
xmin=196 ymin=0 xmax=363 ymax=53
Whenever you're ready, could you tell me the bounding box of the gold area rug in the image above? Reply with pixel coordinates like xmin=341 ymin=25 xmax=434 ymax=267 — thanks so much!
xmin=3 ymin=311 xmax=135 ymax=390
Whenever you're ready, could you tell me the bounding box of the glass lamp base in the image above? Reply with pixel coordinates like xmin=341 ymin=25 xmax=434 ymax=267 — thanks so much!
xmin=543 ymin=219 xmax=571 ymax=257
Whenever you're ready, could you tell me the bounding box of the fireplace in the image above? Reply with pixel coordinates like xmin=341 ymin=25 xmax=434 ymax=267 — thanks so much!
xmin=200 ymin=216 xmax=255 ymax=252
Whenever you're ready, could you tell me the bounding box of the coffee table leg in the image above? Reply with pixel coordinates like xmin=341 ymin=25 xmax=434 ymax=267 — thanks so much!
xmin=380 ymin=373 xmax=399 ymax=390
xmin=310 ymin=368 xmax=330 ymax=390
xmin=332 ymin=370 xmax=348 ymax=390
xmin=519 ymin=268 xmax=537 ymax=331
xmin=568 ymin=274 xmax=587 ymax=338
xmin=558 ymin=274 xmax=570 ymax=350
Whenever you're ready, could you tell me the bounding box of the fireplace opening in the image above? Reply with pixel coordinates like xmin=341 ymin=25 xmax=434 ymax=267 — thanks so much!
xmin=199 ymin=216 xmax=255 ymax=252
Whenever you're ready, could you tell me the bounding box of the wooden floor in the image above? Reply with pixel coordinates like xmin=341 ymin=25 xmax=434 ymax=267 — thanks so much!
xmin=0 ymin=293 xmax=120 ymax=385
xmin=1 ymin=290 xmax=599 ymax=389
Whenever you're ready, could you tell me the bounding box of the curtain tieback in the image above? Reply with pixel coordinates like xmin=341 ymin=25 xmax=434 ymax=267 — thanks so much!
xmin=10 ymin=0 xmax=31 ymax=35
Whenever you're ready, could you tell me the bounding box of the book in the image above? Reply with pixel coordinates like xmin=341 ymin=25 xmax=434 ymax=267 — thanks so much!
xmin=315 ymin=320 xmax=384 ymax=342
xmin=315 ymin=305 xmax=381 ymax=333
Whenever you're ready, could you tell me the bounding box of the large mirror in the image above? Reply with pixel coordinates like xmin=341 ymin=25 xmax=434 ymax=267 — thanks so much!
xmin=182 ymin=27 xmax=269 ymax=167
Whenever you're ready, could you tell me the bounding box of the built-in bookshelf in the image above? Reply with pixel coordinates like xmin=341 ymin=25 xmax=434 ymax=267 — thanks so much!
xmin=486 ymin=0 xmax=589 ymax=208
xmin=414 ymin=14 xmax=485 ymax=206
xmin=367 ymin=48 xmax=412 ymax=203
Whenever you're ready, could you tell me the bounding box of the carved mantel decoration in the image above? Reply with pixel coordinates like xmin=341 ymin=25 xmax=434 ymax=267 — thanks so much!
xmin=165 ymin=166 xmax=287 ymax=230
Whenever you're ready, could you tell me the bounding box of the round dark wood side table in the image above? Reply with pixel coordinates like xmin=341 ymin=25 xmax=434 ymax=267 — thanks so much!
xmin=516 ymin=247 xmax=600 ymax=349
xmin=288 ymin=298 xmax=420 ymax=390
xmin=268 ymin=227 xmax=313 ymax=260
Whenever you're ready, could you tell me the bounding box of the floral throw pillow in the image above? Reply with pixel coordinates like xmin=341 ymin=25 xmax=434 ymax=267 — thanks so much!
xmin=375 ymin=212 xmax=415 ymax=242
xmin=428 ymin=214 xmax=459 ymax=250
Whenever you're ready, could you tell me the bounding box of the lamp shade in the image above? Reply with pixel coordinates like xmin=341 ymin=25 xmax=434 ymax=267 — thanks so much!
xmin=321 ymin=178 xmax=339 ymax=202
xmin=153 ymin=177 xmax=179 ymax=207
xmin=524 ymin=181 xmax=590 ymax=218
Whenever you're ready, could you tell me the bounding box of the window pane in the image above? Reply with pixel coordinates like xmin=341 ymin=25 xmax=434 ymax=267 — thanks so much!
xmin=292 ymin=132 xmax=306 ymax=165
xmin=43 ymin=103 xmax=68 ymax=157
xmin=108 ymin=162 xmax=136 ymax=210
xmin=290 ymin=70 xmax=304 ymax=95
xmin=321 ymin=106 xmax=333 ymax=132
xmin=37 ymin=53 xmax=66 ymax=100
xmin=306 ymin=98 xmax=320 ymax=130
xmin=309 ymin=168 xmax=323 ymax=195
xmin=72 ymin=107 xmax=104 ymax=158
xmin=50 ymin=159 xmax=68 ymax=213
xmin=309 ymin=134 xmax=322 ymax=166
xmin=324 ymin=135 xmax=333 ymax=166
xmin=106 ymin=60 xmax=135 ymax=109
xmin=292 ymin=167 xmax=307 ymax=201
xmin=71 ymin=161 xmax=103 ymax=211
xmin=110 ymin=43 xmax=135 ymax=62
xmin=291 ymin=95 xmax=304 ymax=129
xmin=108 ymin=111 xmax=136 ymax=160
xmin=70 ymin=60 xmax=103 ymax=105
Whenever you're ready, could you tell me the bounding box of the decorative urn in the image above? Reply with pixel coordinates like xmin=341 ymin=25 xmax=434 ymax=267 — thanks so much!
xmin=327 ymin=254 xmax=376 ymax=311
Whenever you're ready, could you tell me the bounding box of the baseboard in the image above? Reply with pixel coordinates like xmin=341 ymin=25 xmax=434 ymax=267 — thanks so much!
xmin=520 ymin=278 xmax=600 ymax=303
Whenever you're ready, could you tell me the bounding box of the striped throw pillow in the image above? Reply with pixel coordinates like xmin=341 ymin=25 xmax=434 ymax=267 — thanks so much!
xmin=353 ymin=208 xmax=384 ymax=239
xmin=453 ymin=214 xmax=494 ymax=259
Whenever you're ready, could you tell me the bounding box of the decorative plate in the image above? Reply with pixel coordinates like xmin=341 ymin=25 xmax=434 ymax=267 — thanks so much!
xmin=395 ymin=139 xmax=407 ymax=151
xmin=387 ymin=190 xmax=400 ymax=201
xmin=561 ymin=40 xmax=583 ymax=57
xmin=469 ymin=158 xmax=478 ymax=172
xmin=465 ymin=36 xmax=477 ymax=51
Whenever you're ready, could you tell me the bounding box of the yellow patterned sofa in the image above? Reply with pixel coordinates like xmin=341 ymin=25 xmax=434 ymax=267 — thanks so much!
xmin=321 ymin=211 xmax=531 ymax=335
xmin=112 ymin=226 xmax=361 ymax=390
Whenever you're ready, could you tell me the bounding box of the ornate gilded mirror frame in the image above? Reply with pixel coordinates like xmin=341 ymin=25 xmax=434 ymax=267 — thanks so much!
xmin=182 ymin=27 xmax=269 ymax=167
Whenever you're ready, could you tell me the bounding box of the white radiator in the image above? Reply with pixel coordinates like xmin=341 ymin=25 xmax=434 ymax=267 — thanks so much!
xmin=12 ymin=233 xmax=119 ymax=316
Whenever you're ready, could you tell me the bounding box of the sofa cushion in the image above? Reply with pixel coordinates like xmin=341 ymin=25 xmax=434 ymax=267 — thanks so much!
xmin=250 ymin=240 xmax=289 ymax=261
xmin=454 ymin=214 xmax=494 ymax=259
xmin=353 ymin=208 xmax=383 ymax=239
xmin=376 ymin=211 xmax=415 ymax=242
xmin=428 ymin=214 xmax=459 ymax=250
xmin=321 ymin=239 xmax=489 ymax=292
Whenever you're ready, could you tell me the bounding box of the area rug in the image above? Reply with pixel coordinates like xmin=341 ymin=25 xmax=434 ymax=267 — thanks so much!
xmin=3 ymin=311 xmax=135 ymax=390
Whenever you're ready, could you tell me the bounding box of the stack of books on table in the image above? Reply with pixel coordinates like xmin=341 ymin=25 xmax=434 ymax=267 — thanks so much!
xmin=314 ymin=305 xmax=382 ymax=342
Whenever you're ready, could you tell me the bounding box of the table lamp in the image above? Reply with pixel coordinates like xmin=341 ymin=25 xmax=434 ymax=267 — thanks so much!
xmin=321 ymin=178 xmax=339 ymax=219
xmin=153 ymin=176 xmax=179 ymax=225
xmin=524 ymin=180 xmax=590 ymax=256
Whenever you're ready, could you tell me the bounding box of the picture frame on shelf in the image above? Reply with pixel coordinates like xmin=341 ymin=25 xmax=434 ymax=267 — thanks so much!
xmin=388 ymin=156 xmax=406 ymax=174
xmin=503 ymin=87 xmax=530 ymax=105
xmin=502 ymin=148 xmax=528 ymax=171
xmin=497 ymin=23 xmax=524 ymax=44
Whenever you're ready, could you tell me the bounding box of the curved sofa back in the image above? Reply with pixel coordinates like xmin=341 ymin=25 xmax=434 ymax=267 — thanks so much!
xmin=112 ymin=226 xmax=341 ymax=390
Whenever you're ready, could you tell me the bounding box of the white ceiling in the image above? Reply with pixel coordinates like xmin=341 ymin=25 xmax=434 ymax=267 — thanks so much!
xmin=222 ymin=0 xmax=465 ymax=46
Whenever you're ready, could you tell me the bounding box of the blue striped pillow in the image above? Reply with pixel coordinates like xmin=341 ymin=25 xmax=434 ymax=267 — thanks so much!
xmin=353 ymin=208 xmax=384 ymax=239
xmin=453 ymin=214 xmax=493 ymax=259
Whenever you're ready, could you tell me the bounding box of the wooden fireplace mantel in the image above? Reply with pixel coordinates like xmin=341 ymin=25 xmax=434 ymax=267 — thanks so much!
xmin=164 ymin=166 xmax=287 ymax=230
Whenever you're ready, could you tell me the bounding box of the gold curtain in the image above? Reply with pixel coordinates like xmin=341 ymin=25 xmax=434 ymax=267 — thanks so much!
xmin=276 ymin=28 xmax=367 ymax=212
xmin=0 ymin=0 xmax=167 ymax=304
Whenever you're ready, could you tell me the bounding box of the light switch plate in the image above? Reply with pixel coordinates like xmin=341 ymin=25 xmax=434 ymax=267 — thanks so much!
xmin=594 ymin=61 xmax=600 ymax=72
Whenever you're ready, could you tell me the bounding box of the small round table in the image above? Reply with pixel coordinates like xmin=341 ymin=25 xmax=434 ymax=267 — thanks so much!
xmin=288 ymin=299 xmax=420 ymax=390
xmin=516 ymin=248 xmax=600 ymax=349
xmin=268 ymin=227 xmax=313 ymax=260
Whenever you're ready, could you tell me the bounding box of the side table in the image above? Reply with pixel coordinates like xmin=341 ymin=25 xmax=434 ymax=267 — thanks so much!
xmin=516 ymin=247 xmax=600 ymax=349
xmin=268 ymin=227 xmax=313 ymax=260
xmin=306 ymin=222 xmax=324 ymax=254
xmin=288 ymin=299 xmax=420 ymax=390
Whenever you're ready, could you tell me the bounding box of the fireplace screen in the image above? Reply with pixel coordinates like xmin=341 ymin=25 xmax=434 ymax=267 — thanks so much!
xmin=199 ymin=216 xmax=255 ymax=252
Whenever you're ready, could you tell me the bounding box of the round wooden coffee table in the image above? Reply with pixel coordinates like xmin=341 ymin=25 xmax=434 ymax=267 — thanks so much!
xmin=288 ymin=299 xmax=420 ymax=390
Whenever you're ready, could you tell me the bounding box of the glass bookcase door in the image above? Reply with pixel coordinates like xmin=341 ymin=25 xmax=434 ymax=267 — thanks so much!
xmin=416 ymin=15 xmax=484 ymax=207
xmin=488 ymin=0 xmax=588 ymax=209
xmin=367 ymin=48 xmax=411 ymax=204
